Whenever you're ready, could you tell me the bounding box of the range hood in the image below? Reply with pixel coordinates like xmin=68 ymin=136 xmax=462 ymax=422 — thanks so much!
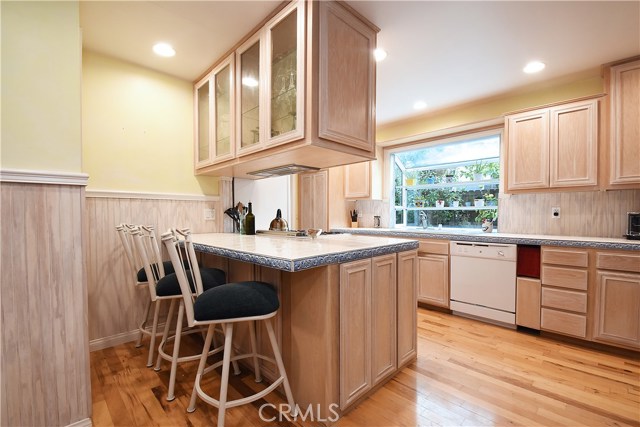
xmin=247 ymin=164 xmax=320 ymax=178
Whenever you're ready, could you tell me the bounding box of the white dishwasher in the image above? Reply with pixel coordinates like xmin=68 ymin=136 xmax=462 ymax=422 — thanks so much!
xmin=450 ymin=241 xmax=517 ymax=326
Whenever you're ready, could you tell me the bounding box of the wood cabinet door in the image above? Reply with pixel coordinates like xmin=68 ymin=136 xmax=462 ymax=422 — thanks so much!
xmin=371 ymin=254 xmax=397 ymax=386
xmin=317 ymin=1 xmax=376 ymax=153
xmin=549 ymin=99 xmax=598 ymax=188
xmin=516 ymin=277 xmax=541 ymax=329
xmin=339 ymin=259 xmax=372 ymax=409
xmin=417 ymin=254 xmax=449 ymax=308
xmin=506 ymin=109 xmax=550 ymax=190
xmin=397 ymin=250 xmax=418 ymax=367
xmin=344 ymin=162 xmax=371 ymax=199
xmin=299 ymin=173 xmax=314 ymax=229
xmin=593 ymin=271 xmax=640 ymax=350
xmin=609 ymin=60 xmax=640 ymax=186
xmin=298 ymin=170 xmax=328 ymax=230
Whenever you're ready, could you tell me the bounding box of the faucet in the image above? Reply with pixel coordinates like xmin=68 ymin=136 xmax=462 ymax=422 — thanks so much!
xmin=419 ymin=211 xmax=428 ymax=229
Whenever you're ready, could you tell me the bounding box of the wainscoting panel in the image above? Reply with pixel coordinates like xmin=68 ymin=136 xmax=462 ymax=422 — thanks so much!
xmin=84 ymin=196 xmax=222 ymax=344
xmin=499 ymin=190 xmax=640 ymax=237
xmin=1 ymin=182 xmax=91 ymax=427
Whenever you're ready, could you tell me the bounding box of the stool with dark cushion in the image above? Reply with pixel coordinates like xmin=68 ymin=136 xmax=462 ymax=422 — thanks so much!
xmin=131 ymin=228 xmax=228 ymax=402
xmin=116 ymin=224 xmax=169 ymax=358
xmin=162 ymin=230 xmax=296 ymax=427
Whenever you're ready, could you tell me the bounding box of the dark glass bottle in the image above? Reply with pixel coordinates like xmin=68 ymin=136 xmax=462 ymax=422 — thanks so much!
xmin=245 ymin=202 xmax=256 ymax=235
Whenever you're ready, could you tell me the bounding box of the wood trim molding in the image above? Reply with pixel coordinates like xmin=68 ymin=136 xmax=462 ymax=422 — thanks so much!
xmin=0 ymin=168 xmax=89 ymax=186
xmin=85 ymin=189 xmax=220 ymax=201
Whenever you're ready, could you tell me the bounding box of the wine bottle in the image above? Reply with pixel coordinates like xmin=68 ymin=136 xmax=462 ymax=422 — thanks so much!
xmin=245 ymin=202 xmax=255 ymax=235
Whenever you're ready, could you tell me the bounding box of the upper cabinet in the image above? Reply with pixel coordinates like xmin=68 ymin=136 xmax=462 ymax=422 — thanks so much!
xmin=194 ymin=0 xmax=378 ymax=178
xmin=344 ymin=162 xmax=371 ymax=199
xmin=604 ymin=58 xmax=640 ymax=188
xmin=505 ymin=98 xmax=599 ymax=192
xmin=195 ymin=54 xmax=235 ymax=167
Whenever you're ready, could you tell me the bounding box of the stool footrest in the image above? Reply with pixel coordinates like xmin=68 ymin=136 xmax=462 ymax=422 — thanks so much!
xmin=156 ymin=327 xmax=218 ymax=365
xmin=201 ymin=352 xmax=276 ymax=377
xmin=195 ymin=374 xmax=285 ymax=409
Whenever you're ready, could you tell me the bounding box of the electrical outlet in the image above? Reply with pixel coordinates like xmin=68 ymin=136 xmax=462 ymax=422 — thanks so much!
xmin=204 ymin=208 xmax=215 ymax=221
xmin=551 ymin=207 xmax=560 ymax=219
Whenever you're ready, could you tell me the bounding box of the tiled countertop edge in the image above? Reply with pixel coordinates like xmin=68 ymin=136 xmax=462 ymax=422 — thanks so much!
xmin=333 ymin=229 xmax=640 ymax=251
xmin=193 ymin=240 xmax=419 ymax=272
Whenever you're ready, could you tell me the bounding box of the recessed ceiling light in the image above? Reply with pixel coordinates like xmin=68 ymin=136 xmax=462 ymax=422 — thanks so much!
xmin=242 ymin=76 xmax=259 ymax=87
xmin=374 ymin=48 xmax=387 ymax=62
xmin=153 ymin=42 xmax=175 ymax=57
xmin=413 ymin=101 xmax=427 ymax=110
xmin=523 ymin=61 xmax=545 ymax=74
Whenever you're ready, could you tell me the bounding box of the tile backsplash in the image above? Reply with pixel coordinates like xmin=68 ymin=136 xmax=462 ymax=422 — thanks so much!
xmin=354 ymin=199 xmax=390 ymax=228
xmin=498 ymin=189 xmax=640 ymax=238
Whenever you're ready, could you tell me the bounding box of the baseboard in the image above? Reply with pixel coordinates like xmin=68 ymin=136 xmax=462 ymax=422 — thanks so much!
xmin=66 ymin=417 xmax=92 ymax=427
xmin=89 ymin=321 xmax=171 ymax=352
xmin=89 ymin=330 xmax=141 ymax=352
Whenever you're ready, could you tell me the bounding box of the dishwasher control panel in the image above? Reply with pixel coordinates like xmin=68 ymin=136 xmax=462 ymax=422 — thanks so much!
xmin=450 ymin=241 xmax=517 ymax=261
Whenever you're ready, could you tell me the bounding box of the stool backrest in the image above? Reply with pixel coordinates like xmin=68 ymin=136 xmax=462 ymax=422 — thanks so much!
xmin=116 ymin=223 xmax=140 ymax=279
xmin=162 ymin=229 xmax=202 ymax=327
xmin=131 ymin=225 xmax=166 ymax=300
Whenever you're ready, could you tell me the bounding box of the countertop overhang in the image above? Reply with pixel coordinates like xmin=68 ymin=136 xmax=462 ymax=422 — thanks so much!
xmin=332 ymin=228 xmax=640 ymax=251
xmin=190 ymin=233 xmax=419 ymax=272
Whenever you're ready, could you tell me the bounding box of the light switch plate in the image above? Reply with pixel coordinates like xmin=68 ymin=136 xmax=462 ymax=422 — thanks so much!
xmin=204 ymin=208 xmax=215 ymax=221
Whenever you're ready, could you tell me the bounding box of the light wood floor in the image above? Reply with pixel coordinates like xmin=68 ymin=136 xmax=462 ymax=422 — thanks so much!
xmin=91 ymin=308 xmax=640 ymax=426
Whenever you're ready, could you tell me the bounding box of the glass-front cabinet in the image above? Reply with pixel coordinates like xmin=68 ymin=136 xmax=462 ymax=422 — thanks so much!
xmin=195 ymin=77 xmax=211 ymax=166
xmin=194 ymin=54 xmax=235 ymax=167
xmin=266 ymin=0 xmax=305 ymax=145
xmin=236 ymin=0 xmax=305 ymax=157
xmin=237 ymin=35 xmax=262 ymax=155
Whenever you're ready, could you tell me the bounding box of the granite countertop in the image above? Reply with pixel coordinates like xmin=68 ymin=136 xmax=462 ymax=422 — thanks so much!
xmin=190 ymin=233 xmax=419 ymax=272
xmin=332 ymin=228 xmax=640 ymax=251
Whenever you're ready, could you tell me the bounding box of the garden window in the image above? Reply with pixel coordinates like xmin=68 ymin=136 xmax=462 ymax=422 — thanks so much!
xmin=391 ymin=133 xmax=501 ymax=230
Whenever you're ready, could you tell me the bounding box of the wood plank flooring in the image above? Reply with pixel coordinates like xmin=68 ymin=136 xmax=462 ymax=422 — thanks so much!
xmin=90 ymin=308 xmax=640 ymax=426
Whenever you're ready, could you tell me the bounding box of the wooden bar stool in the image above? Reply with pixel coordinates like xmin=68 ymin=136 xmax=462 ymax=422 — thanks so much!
xmin=162 ymin=230 xmax=296 ymax=427
xmin=131 ymin=227 xmax=228 ymax=400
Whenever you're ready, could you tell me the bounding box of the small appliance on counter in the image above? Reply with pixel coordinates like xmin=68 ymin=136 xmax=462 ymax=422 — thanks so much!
xmin=269 ymin=209 xmax=288 ymax=231
xmin=626 ymin=212 xmax=640 ymax=240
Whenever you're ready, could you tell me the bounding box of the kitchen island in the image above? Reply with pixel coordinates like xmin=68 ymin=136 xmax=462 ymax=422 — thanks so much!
xmin=191 ymin=232 xmax=419 ymax=420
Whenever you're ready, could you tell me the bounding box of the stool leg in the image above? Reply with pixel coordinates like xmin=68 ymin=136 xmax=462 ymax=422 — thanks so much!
xmin=249 ymin=320 xmax=262 ymax=383
xmin=217 ymin=323 xmax=234 ymax=427
xmin=265 ymin=318 xmax=296 ymax=416
xmin=221 ymin=322 xmax=241 ymax=375
xmin=147 ymin=299 xmax=162 ymax=368
xmin=188 ymin=324 xmax=215 ymax=413
xmin=166 ymin=300 xmax=184 ymax=401
xmin=136 ymin=298 xmax=151 ymax=348
xmin=155 ymin=298 xmax=176 ymax=371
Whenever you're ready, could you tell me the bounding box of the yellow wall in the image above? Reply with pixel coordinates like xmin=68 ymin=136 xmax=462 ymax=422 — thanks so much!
xmin=1 ymin=1 xmax=82 ymax=172
xmin=82 ymin=50 xmax=218 ymax=195
xmin=377 ymin=74 xmax=604 ymax=143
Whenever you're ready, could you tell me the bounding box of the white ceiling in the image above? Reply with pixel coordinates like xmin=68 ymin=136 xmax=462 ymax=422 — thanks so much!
xmin=80 ymin=1 xmax=640 ymax=125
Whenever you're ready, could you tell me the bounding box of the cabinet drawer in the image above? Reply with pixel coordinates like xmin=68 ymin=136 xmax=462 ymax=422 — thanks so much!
xmin=541 ymin=266 xmax=588 ymax=290
xmin=596 ymin=252 xmax=640 ymax=273
xmin=418 ymin=240 xmax=449 ymax=255
xmin=541 ymin=287 xmax=587 ymax=313
xmin=541 ymin=308 xmax=587 ymax=338
xmin=542 ymin=247 xmax=588 ymax=267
